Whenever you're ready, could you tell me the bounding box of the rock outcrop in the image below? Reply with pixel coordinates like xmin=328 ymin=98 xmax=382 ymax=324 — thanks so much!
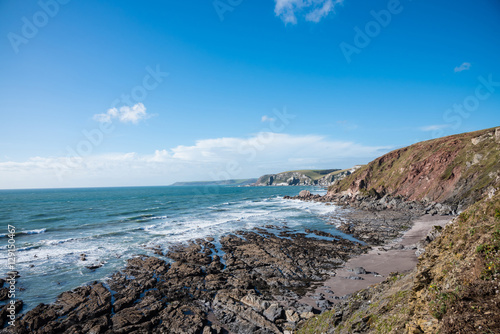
xmin=253 ymin=168 xmax=361 ymax=187
xmin=298 ymin=188 xmax=500 ymax=334
xmin=7 ymin=227 xmax=369 ymax=334
xmin=327 ymin=127 xmax=500 ymax=210
xmin=296 ymin=126 xmax=500 ymax=334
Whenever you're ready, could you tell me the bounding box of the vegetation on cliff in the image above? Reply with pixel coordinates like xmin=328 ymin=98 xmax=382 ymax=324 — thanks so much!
xmin=328 ymin=127 xmax=500 ymax=209
xmin=298 ymin=189 xmax=500 ymax=334
xmin=299 ymin=127 xmax=500 ymax=333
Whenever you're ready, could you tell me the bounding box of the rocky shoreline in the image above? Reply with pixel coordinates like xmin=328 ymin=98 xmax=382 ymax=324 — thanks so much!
xmin=1 ymin=192 xmax=449 ymax=334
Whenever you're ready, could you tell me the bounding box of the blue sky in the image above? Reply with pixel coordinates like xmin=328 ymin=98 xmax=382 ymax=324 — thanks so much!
xmin=0 ymin=0 xmax=499 ymax=189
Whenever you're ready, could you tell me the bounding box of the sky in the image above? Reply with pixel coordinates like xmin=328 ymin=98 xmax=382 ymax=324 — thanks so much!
xmin=0 ymin=0 xmax=499 ymax=189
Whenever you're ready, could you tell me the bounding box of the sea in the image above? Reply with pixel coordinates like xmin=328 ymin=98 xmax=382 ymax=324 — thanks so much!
xmin=0 ymin=185 xmax=355 ymax=313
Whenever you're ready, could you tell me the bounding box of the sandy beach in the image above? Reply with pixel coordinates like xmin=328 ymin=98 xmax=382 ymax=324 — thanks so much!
xmin=300 ymin=214 xmax=454 ymax=306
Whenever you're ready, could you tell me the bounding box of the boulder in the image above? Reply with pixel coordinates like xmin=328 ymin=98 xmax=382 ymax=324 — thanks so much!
xmin=285 ymin=309 xmax=300 ymax=323
xmin=353 ymin=267 xmax=367 ymax=275
xmin=241 ymin=294 xmax=264 ymax=311
xmin=299 ymin=190 xmax=311 ymax=198
xmin=0 ymin=300 xmax=23 ymax=328
xmin=263 ymin=304 xmax=284 ymax=322
xmin=301 ymin=311 xmax=315 ymax=319
xmin=0 ymin=287 xmax=9 ymax=301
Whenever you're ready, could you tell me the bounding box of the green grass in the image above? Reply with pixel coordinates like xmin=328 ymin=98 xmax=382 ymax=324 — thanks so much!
xmin=296 ymin=310 xmax=336 ymax=334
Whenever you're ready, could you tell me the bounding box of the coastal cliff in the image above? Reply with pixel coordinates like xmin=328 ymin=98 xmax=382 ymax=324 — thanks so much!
xmin=298 ymin=187 xmax=500 ymax=334
xmin=3 ymin=127 xmax=498 ymax=334
xmin=327 ymin=127 xmax=500 ymax=209
xmin=298 ymin=127 xmax=500 ymax=333
xmin=254 ymin=168 xmax=361 ymax=187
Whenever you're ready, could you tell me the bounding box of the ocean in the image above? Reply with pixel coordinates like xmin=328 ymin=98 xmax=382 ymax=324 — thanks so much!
xmin=0 ymin=185 xmax=352 ymax=312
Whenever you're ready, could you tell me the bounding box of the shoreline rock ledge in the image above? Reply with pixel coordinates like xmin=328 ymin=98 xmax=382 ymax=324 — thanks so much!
xmin=2 ymin=225 xmax=371 ymax=334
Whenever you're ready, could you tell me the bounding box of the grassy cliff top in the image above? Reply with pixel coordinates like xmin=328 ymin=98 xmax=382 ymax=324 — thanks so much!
xmin=328 ymin=127 xmax=500 ymax=207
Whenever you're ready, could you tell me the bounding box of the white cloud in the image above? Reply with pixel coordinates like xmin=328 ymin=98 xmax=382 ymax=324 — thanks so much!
xmin=305 ymin=0 xmax=335 ymax=22
xmin=454 ymin=62 xmax=471 ymax=73
xmin=261 ymin=115 xmax=276 ymax=122
xmin=93 ymin=103 xmax=151 ymax=124
xmin=274 ymin=0 xmax=343 ymax=24
xmin=0 ymin=133 xmax=390 ymax=189
xmin=419 ymin=124 xmax=451 ymax=132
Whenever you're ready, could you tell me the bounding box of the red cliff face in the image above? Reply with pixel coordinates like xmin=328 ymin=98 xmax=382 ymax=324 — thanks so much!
xmin=328 ymin=127 xmax=500 ymax=207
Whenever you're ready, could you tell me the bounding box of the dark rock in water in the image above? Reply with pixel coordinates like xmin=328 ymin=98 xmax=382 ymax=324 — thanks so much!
xmin=86 ymin=263 xmax=103 ymax=270
xmin=6 ymin=271 xmax=20 ymax=279
xmin=0 ymin=300 xmax=23 ymax=327
xmin=0 ymin=287 xmax=9 ymax=301
xmin=10 ymin=227 xmax=369 ymax=334
xmin=348 ymin=276 xmax=364 ymax=280
xmin=353 ymin=267 xmax=367 ymax=275
xmin=17 ymin=282 xmax=111 ymax=333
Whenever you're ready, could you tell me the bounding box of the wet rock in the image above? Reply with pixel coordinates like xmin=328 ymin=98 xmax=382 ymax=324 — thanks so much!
xmin=11 ymin=226 xmax=369 ymax=334
xmin=0 ymin=287 xmax=9 ymax=301
xmin=0 ymin=300 xmax=23 ymax=328
xmin=6 ymin=271 xmax=20 ymax=279
xmin=86 ymin=263 xmax=103 ymax=270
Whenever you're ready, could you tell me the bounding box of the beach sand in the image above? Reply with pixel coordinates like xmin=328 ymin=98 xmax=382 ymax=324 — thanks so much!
xmin=300 ymin=214 xmax=454 ymax=306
